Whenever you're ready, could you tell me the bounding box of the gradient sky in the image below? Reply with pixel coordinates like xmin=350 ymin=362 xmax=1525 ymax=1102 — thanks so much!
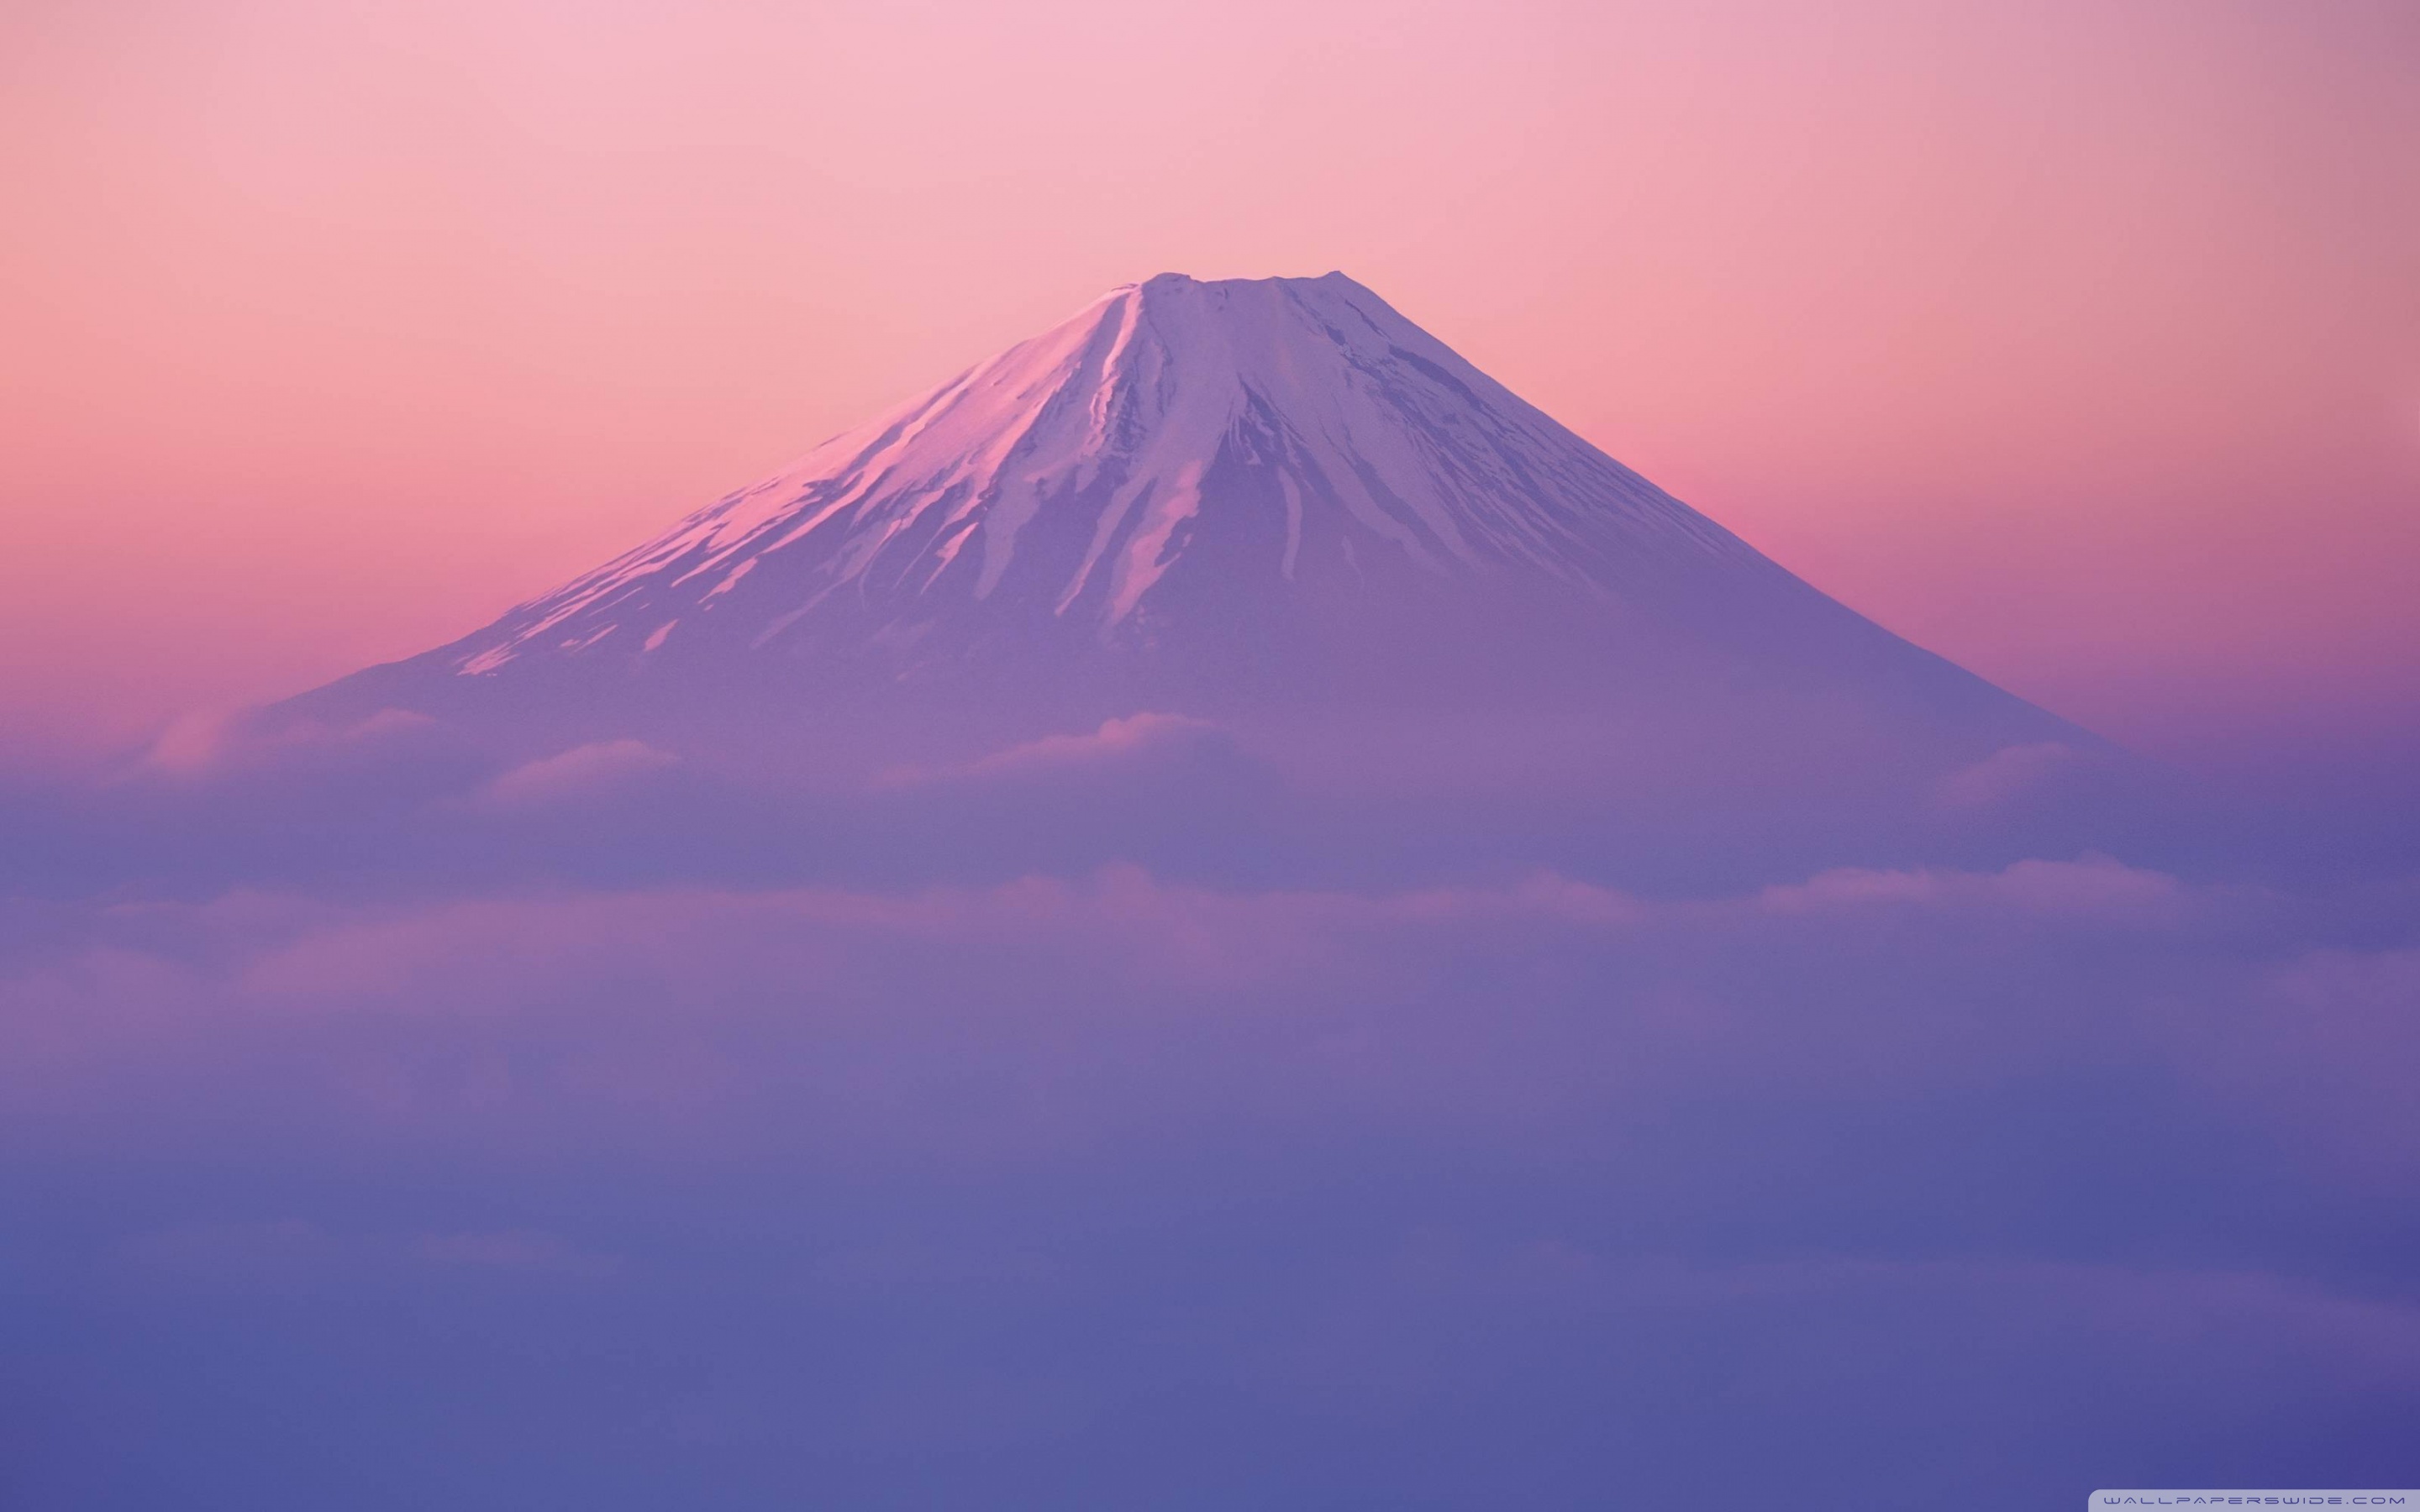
xmin=10 ymin=11 xmax=2420 ymax=1502
xmin=3 ymin=0 xmax=2416 ymax=770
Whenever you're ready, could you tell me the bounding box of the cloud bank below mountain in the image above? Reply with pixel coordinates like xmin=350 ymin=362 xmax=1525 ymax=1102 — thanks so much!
xmin=8 ymin=848 xmax=2418 ymax=1509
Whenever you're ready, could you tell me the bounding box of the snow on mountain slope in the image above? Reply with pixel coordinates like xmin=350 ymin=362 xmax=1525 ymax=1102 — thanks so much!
xmin=442 ymin=272 xmax=1764 ymax=680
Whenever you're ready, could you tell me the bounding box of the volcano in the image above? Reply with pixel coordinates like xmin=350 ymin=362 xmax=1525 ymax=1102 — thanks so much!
xmin=283 ymin=272 xmax=2103 ymax=838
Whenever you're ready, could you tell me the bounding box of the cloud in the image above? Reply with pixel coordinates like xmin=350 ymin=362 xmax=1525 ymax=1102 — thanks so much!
xmin=9 ymin=854 xmax=2418 ymax=1503
xmin=1932 ymin=739 xmax=2081 ymax=810
xmin=2162 ymin=944 xmax=2420 ymax=1180
xmin=475 ymin=739 xmax=681 ymax=808
xmin=135 ymin=706 xmax=438 ymax=780
xmin=111 ymin=1219 xmax=622 ymax=1290
xmin=111 ymin=1218 xmax=346 ymax=1289
xmin=967 ymin=712 xmax=1222 ymax=775
xmin=410 ymin=1228 xmax=624 ymax=1277
xmin=878 ymin=711 xmax=1228 ymax=789
xmin=0 ymin=856 xmax=2390 ymax=1170
xmin=1760 ymin=853 xmax=2190 ymax=924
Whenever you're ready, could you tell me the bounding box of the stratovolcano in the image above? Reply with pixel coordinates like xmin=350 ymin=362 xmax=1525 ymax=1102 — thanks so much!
xmin=281 ymin=272 xmax=2103 ymax=834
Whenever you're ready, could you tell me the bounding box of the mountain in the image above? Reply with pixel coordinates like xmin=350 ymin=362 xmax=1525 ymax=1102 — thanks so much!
xmin=281 ymin=272 xmax=2104 ymax=843
xmin=449 ymin=270 xmax=1755 ymax=678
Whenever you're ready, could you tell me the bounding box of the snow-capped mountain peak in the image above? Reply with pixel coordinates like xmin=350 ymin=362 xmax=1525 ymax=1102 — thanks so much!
xmin=287 ymin=270 xmax=2097 ymax=805
xmin=451 ymin=272 xmax=1752 ymax=678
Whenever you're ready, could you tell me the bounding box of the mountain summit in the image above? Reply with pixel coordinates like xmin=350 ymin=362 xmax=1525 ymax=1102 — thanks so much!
xmin=291 ymin=272 xmax=2098 ymax=827
xmin=452 ymin=272 xmax=1755 ymax=679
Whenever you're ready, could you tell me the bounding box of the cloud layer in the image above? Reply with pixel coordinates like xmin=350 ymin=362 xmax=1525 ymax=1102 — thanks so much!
xmin=7 ymin=850 xmax=2417 ymax=1509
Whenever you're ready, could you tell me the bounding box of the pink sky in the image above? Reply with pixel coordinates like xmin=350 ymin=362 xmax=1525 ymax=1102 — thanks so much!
xmin=3 ymin=0 xmax=2415 ymax=770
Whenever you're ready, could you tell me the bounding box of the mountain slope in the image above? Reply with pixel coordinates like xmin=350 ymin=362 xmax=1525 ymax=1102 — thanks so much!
xmin=287 ymin=272 xmax=2096 ymax=806
xmin=454 ymin=271 xmax=1750 ymax=675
